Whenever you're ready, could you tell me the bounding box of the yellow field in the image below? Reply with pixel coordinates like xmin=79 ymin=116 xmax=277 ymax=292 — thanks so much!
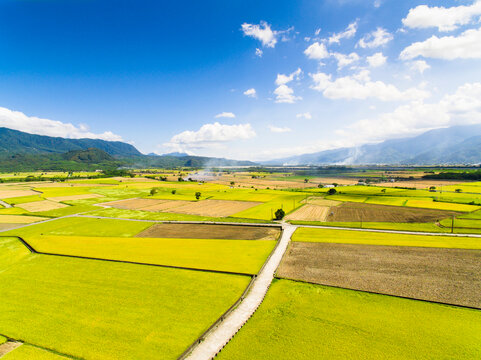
xmin=47 ymin=194 xmax=104 ymax=202
xmin=285 ymin=205 xmax=330 ymax=221
xmin=17 ymin=200 xmax=69 ymax=212
xmin=0 ymin=215 xmax=48 ymax=223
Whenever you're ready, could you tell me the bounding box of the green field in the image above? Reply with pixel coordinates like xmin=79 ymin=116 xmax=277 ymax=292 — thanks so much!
xmin=0 ymin=237 xmax=250 ymax=360
xmin=0 ymin=334 xmax=6 ymax=345
xmin=292 ymin=227 xmax=481 ymax=249
xmin=2 ymin=345 xmax=69 ymax=360
xmin=233 ymin=194 xmax=306 ymax=220
xmin=217 ymin=279 xmax=481 ymax=360
xmin=4 ymin=217 xmax=154 ymax=238
xmin=26 ymin=235 xmax=275 ymax=274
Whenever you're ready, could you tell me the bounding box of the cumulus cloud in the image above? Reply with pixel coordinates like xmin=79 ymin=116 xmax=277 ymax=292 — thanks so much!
xmin=243 ymin=88 xmax=257 ymax=98
xmin=402 ymin=1 xmax=481 ymax=32
xmin=400 ymin=27 xmax=481 ymax=60
xmin=255 ymin=48 xmax=263 ymax=57
xmin=215 ymin=112 xmax=236 ymax=119
xmin=269 ymin=125 xmax=292 ymax=133
xmin=0 ymin=106 xmax=123 ymax=141
xmin=164 ymin=122 xmax=256 ymax=152
xmin=409 ymin=60 xmax=430 ymax=74
xmin=358 ymin=27 xmax=393 ymax=48
xmin=304 ymin=42 xmax=329 ymax=60
xmin=310 ymin=70 xmax=430 ymax=101
xmin=274 ymin=69 xmax=303 ymax=103
xmin=296 ymin=112 xmax=312 ymax=119
xmin=331 ymin=52 xmax=360 ymax=69
xmin=328 ymin=21 xmax=358 ymax=44
xmin=366 ymin=52 xmax=387 ymax=67
xmin=338 ymin=82 xmax=481 ymax=143
xmin=241 ymin=21 xmax=293 ymax=48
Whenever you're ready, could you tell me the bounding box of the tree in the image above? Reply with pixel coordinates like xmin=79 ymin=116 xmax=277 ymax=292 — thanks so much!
xmin=150 ymin=187 xmax=158 ymax=196
xmin=328 ymin=188 xmax=337 ymax=195
xmin=171 ymin=189 xmax=176 ymax=194
xmin=274 ymin=208 xmax=285 ymax=220
xmin=429 ymin=186 xmax=436 ymax=192
xmin=455 ymin=188 xmax=462 ymax=193
xmin=230 ymin=181 xmax=235 ymax=186
xmin=332 ymin=183 xmax=338 ymax=187
xmin=381 ymin=188 xmax=386 ymax=193
xmin=178 ymin=177 xmax=184 ymax=182
xmin=304 ymin=178 xmax=309 ymax=183
xmin=318 ymin=184 xmax=324 ymax=188
xmin=195 ymin=191 xmax=201 ymax=200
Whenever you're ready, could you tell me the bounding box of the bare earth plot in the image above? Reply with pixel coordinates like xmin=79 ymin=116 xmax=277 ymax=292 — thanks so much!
xmin=136 ymin=223 xmax=280 ymax=240
xmin=327 ymin=201 xmax=459 ymax=223
xmin=102 ymin=198 xmax=168 ymax=209
xmin=277 ymin=242 xmax=481 ymax=308
xmin=16 ymin=200 xmax=68 ymax=213
xmin=0 ymin=215 xmax=48 ymax=224
xmin=285 ymin=204 xmax=330 ymax=221
xmin=0 ymin=190 xmax=39 ymax=199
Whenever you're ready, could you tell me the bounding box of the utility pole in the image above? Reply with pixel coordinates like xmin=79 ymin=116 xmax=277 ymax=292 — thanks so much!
xmin=451 ymin=215 xmax=455 ymax=234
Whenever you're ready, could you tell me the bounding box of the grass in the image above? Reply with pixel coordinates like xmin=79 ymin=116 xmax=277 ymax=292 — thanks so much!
xmin=3 ymin=217 xmax=154 ymax=238
xmin=292 ymin=227 xmax=481 ymax=249
xmin=4 ymin=195 xmax=44 ymax=205
xmin=26 ymin=235 xmax=275 ymax=274
xmin=217 ymin=279 xmax=481 ymax=360
xmin=289 ymin=220 xmax=448 ymax=233
xmin=0 ymin=237 xmax=250 ymax=360
xmin=2 ymin=345 xmax=69 ymax=360
xmin=233 ymin=194 xmax=306 ymax=220
xmin=0 ymin=335 xmax=6 ymax=345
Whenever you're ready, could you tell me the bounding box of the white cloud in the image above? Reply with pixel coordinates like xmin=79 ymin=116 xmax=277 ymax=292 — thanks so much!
xmin=275 ymin=68 xmax=302 ymax=86
xmin=338 ymin=82 xmax=481 ymax=143
xmin=409 ymin=60 xmax=430 ymax=74
xmin=366 ymin=52 xmax=387 ymax=67
xmin=310 ymin=70 xmax=430 ymax=101
xmin=164 ymin=122 xmax=256 ymax=152
xmin=328 ymin=21 xmax=358 ymax=44
xmin=0 ymin=106 xmax=123 ymax=141
xmin=331 ymin=52 xmax=360 ymax=69
xmin=315 ymin=28 xmax=321 ymax=36
xmin=374 ymin=0 xmax=382 ymax=8
xmin=400 ymin=27 xmax=481 ymax=60
xmin=358 ymin=27 xmax=393 ymax=48
xmin=255 ymin=48 xmax=263 ymax=57
xmin=304 ymin=42 xmax=329 ymax=60
xmin=215 ymin=112 xmax=236 ymax=119
xmin=269 ymin=125 xmax=292 ymax=133
xmin=274 ymin=85 xmax=302 ymax=104
xmin=243 ymin=88 xmax=257 ymax=98
xmin=274 ymin=69 xmax=303 ymax=103
xmin=241 ymin=21 xmax=293 ymax=48
xmin=296 ymin=112 xmax=312 ymax=119
xmin=402 ymin=1 xmax=481 ymax=32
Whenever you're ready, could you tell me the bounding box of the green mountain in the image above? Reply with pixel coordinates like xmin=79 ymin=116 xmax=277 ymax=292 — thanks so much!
xmin=0 ymin=127 xmax=141 ymax=157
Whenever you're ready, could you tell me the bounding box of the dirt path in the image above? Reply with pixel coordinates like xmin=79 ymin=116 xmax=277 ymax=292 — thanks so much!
xmin=0 ymin=200 xmax=12 ymax=208
xmin=0 ymin=341 xmax=22 ymax=357
xmin=183 ymin=224 xmax=297 ymax=360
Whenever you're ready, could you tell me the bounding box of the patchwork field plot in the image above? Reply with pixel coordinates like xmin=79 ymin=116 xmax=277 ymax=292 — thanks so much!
xmin=5 ymin=217 xmax=154 ymax=238
xmin=293 ymin=227 xmax=481 ymax=249
xmin=0 ymin=215 xmax=48 ymax=224
xmin=47 ymin=193 xmax=103 ymax=202
xmin=217 ymin=279 xmax=481 ymax=360
xmin=105 ymin=198 xmax=261 ymax=217
xmin=0 ymin=237 xmax=250 ymax=360
xmin=27 ymin=235 xmax=275 ymax=274
xmin=16 ymin=200 xmax=68 ymax=213
xmin=284 ymin=204 xmax=330 ymax=221
xmin=326 ymin=201 xmax=459 ymax=223
xmin=2 ymin=345 xmax=69 ymax=359
xmin=136 ymin=223 xmax=280 ymax=240
xmin=277 ymin=242 xmax=481 ymax=308
xmin=0 ymin=190 xmax=39 ymax=199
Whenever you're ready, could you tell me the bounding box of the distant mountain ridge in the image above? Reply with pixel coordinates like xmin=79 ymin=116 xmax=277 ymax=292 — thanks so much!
xmin=265 ymin=125 xmax=481 ymax=166
xmin=0 ymin=127 xmax=141 ymax=157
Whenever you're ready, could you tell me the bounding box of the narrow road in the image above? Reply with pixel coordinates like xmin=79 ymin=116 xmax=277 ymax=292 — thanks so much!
xmin=184 ymin=224 xmax=297 ymax=360
xmin=0 ymin=200 xmax=12 ymax=208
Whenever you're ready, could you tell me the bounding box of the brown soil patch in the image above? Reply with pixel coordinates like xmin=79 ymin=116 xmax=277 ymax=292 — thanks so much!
xmin=17 ymin=200 xmax=68 ymax=212
xmin=168 ymin=200 xmax=260 ymax=217
xmin=285 ymin=205 xmax=330 ymax=222
xmin=0 ymin=190 xmax=38 ymax=199
xmin=303 ymin=197 xmax=341 ymax=207
xmin=48 ymin=194 xmax=103 ymax=202
xmin=0 ymin=215 xmax=48 ymax=223
xmin=0 ymin=341 xmax=22 ymax=357
xmin=139 ymin=200 xmax=191 ymax=212
xmin=0 ymin=223 xmax=19 ymax=231
xmin=327 ymin=201 xmax=459 ymax=223
xmin=103 ymin=198 xmax=168 ymax=210
xmin=136 ymin=223 xmax=280 ymax=240
xmin=277 ymin=242 xmax=481 ymax=308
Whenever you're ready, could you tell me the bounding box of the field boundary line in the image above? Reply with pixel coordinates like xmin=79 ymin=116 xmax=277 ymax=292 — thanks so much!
xmin=0 ymin=333 xmax=82 ymax=360
xmin=296 ymin=224 xmax=481 ymax=238
xmin=0 ymin=236 xmax=254 ymax=277
xmin=180 ymin=224 xmax=297 ymax=360
xmin=274 ymin=277 xmax=481 ymax=311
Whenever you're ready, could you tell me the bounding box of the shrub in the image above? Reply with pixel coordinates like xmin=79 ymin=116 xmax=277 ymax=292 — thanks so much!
xmin=274 ymin=208 xmax=285 ymax=220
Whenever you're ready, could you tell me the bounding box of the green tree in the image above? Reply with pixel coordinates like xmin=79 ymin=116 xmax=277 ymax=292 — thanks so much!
xmin=274 ymin=208 xmax=285 ymax=220
xmin=171 ymin=189 xmax=176 ymax=194
xmin=304 ymin=178 xmax=309 ymax=183
xmin=195 ymin=191 xmax=201 ymax=200
xmin=328 ymin=188 xmax=337 ymax=195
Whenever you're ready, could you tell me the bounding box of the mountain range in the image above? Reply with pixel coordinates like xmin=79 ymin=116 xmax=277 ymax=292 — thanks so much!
xmin=265 ymin=125 xmax=481 ymax=166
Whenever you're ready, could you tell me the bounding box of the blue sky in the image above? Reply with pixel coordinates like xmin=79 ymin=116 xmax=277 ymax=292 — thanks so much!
xmin=1 ymin=0 xmax=481 ymax=160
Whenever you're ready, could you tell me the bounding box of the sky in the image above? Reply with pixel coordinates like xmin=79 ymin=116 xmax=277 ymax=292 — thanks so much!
xmin=1 ymin=0 xmax=481 ymax=161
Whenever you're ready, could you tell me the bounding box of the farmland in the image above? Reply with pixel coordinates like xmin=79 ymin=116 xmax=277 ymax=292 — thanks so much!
xmin=1 ymin=170 xmax=481 ymax=359
xmin=217 ymin=279 xmax=481 ymax=360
